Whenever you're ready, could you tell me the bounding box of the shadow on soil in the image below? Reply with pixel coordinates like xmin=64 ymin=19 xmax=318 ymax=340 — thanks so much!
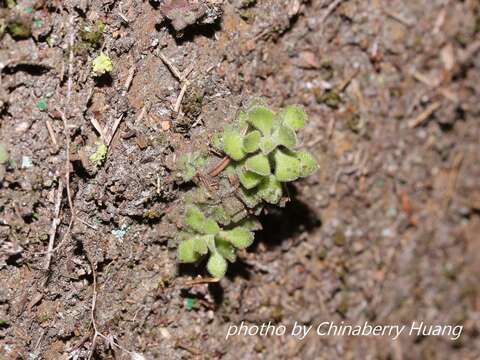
xmin=255 ymin=185 xmax=321 ymax=249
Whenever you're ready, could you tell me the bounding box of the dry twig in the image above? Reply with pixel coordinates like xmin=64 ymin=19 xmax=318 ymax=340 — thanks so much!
xmin=105 ymin=114 xmax=124 ymax=147
xmin=408 ymin=101 xmax=441 ymax=128
xmin=43 ymin=180 xmax=63 ymax=278
xmin=122 ymin=65 xmax=136 ymax=97
xmin=158 ymin=51 xmax=193 ymax=113
xmin=320 ymin=0 xmax=344 ymax=23
xmin=45 ymin=120 xmax=58 ymax=147
xmin=207 ymin=156 xmax=230 ymax=177
xmin=383 ymin=8 xmax=414 ymax=27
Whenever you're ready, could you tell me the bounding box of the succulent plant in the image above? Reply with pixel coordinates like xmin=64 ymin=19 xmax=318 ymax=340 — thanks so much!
xmin=92 ymin=52 xmax=113 ymax=75
xmin=89 ymin=142 xmax=108 ymax=167
xmin=176 ymin=151 xmax=206 ymax=182
xmin=216 ymin=102 xmax=318 ymax=207
xmin=177 ymin=206 xmax=255 ymax=278
xmin=175 ymin=100 xmax=318 ymax=279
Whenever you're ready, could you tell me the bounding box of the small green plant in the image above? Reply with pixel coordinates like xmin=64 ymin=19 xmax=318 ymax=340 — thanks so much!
xmin=89 ymin=142 xmax=108 ymax=167
xmin=92 ymin=52 xmax=113 ymax=75
xmin=217 ymin=101 xmax=318 ymax=207
xmin=175 ymin=100 xmax=318 ymax=278
xmin=79 ymin=20 xmax=105 ymax=46
xmin=177 ymin=206 xmax=254 ymax=278
xmin=6 ymin=20 xmax=31 ymax=38
xmin=176 ymin=151 xmax=206 ymax=182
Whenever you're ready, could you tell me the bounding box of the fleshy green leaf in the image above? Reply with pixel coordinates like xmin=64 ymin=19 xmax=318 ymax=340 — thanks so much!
xmin=238 ymin=187 xmax=262 ymax=208
xmin=185 ymin=206 xmax=219 ymax=234
xmin=238 ymin=168 xmax=264 ymax=189
xmin=203 ymin=218 xmax=221 ymax=235
xmin=235 ymin=216 xmax=263 ymax=231
xmin=272 ymin=125 xmax=297 ymax=149
xmin=243 ymin=130 xmax=261 ymax=153
xmin=216 ymin=240 xmax=236 ymax=262
xmin=176 ymin=152 xmax=205 ymax=182
xmin=218 ymin=228 xmax=254 ymax=249
xmin=258 ymin=175 xmax=283 ymax=204
xmin=207 ymin=252 xmax=227 ymax=278
xmin=245 ymin=153 xmax=271 ymax=176
xmin=296 ymin=150 xmax=318 ymax=177
xmin=259 ymin=136 xmax=276 ymax=155
xmin=211 ymin=133 xmax=223 ymax=151
xmin=192 ymin=235 xmax=211 ymax=255
xmin=211 ymin=206 xmax=232 ymax=226
xmin=177 ymin=239 xmax=199 ymax=263
xmin=280 ymin=105 xmax=306 ymax=130
xmin=247 ymin=106 xmax=274 ymax=135
xmin=185 ymin=206 xmax=206 ymax=233
xmin=235 ymin=111 xmax=249 ymax=130
xmin=273 ymin=149 xmax=301 ymax=182
xmin=223 ymin=129 xmax=245 ymax=161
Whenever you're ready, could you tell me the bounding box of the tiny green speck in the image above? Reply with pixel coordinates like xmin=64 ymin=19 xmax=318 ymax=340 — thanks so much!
xmin=89 ymin=143 xmax=108 ymax=167
xmin=36 ymin=98 xmax=47 ymax=111
xmin=185 ymin=298 xmax=196 ymax=311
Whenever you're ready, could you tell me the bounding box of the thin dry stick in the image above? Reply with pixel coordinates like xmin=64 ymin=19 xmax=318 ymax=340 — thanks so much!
xmin=185 ymin=277 xmax=220 ymax=287
xmin=88 ymin=258 xmax=100 ymax=360
xmin=122 ymin=65 xmax=136 ymax=97
xmin=320 ymin=0 xmax=344 ymax=23
xmin=136 ymin=105 xmax=147 ymax=123
xmin=208 ymin=156 xmax=230 ymax=177
xmin=158 ymin=51 xmax=192 ymax=113
xmin=39 ymin=18 xmax=76 ymax=260
xmin=44 ymin=179 xmax=63 ymax=273
xmin=45 ymin=120 xmax=58 ymax=147
xmin=66 ymin=16 xmax=75 ymax=104
xmin=383 ymin=8 xmax=414 ymax=27
xmin=158 ymin=51 xmax=183 ymax=80
xmin=59 ymin=110 xmax=75 ymax=221
xmin=105 ymin=114 xmax=124 ymax=147
xmin=41 ymin=109 xmax=77 ymax=255
xmin=89 ymin=116 xmax=105 ymax=140
xmin=408 ymin=101 xmax=441 ymax=128
xmin=174 ymin=82 xmax=189 ymax=113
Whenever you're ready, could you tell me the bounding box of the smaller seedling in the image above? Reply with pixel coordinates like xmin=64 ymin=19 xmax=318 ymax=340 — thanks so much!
xmin=5 ymin=0 xmax=16 ymax=8
xmin=177 ymin=206 xmax=255 ymax=278
xmin=176 ymin=152 xmax=206 ymax=182
xmin=6 ymin=21 xmax=31 ymax=38
xmin=80 ymin=20 xmax=105 ymax=46
xmin=89 ymin=142 xmax=108 ymax=167
xmin=92 ymin=52 xmax=113 ymax=75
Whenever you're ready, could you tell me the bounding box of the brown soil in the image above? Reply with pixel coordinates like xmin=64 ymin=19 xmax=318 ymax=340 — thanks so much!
xmin=1 ymin=0 xmax=480 ymax=359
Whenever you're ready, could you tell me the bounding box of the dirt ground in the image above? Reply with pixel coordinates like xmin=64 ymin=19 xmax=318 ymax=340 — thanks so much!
xmin=1 ymin=0 xmax=480 ymax=359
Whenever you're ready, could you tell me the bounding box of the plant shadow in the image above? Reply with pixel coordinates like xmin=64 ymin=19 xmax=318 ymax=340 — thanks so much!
xmin=253 ymin=185 xmax=321 ymax=249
